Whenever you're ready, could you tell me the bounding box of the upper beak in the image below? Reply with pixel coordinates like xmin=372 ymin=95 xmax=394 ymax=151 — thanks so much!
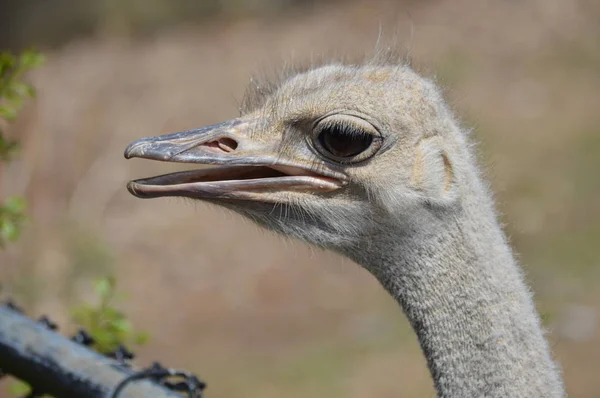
xmin=124 ymin=118 xmax=347 ymax=202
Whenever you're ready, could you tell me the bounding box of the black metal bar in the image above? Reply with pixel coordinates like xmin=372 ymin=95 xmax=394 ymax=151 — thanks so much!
xmin=0 ymin=305 xmax=182 ymax=398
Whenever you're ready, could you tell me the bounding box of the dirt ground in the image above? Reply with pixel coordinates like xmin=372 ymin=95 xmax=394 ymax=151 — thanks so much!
xmin=1 ymin=0 xmax=599 ymax=396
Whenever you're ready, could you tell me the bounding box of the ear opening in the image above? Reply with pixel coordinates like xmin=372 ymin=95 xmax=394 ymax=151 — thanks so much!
xmin=411 ymin=136 xmax=458 ymax=205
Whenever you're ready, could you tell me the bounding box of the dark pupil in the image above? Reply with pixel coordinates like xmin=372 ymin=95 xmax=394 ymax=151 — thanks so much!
xmin=318 ymin=125 xmax=373 ymax=158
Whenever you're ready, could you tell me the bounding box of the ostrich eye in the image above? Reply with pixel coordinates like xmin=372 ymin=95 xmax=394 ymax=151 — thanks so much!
xmin=318 ymin=125 xmax=373 ymax=158
xmin=312 ymin=116 xmax=381 ymax=163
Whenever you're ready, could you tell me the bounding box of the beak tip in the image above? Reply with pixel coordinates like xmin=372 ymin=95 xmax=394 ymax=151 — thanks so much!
xmin=124 ymin=140 xmax=154 ymax=160
xmin=126 ymin=180 xmax=137 ymax=194
xmin=127 ymin=181 xmax=147 ymax=198
xmin=124 ymin=139 xmax=176 ymax=161
xmin=124 ymin=142 xmax=140 ymax=159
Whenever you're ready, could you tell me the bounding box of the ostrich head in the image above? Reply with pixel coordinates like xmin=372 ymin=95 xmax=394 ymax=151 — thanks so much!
xmin=125 ymin=62 xmax=566 ymax=398
xmin=125 ymin=63 xmax=460 ymax=257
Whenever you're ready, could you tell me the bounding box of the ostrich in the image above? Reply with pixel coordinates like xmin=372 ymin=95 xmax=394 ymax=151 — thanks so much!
xmin=124 ymin=58 xmax=565 ymax=397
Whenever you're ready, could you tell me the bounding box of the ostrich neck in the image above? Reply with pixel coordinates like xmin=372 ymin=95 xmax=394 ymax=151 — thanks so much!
xmin=353 ymin=182 xmax=565 ymax=397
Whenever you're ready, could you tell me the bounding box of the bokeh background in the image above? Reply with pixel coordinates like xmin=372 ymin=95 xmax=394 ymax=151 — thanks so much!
xmin=1 ymin=0 xmax=599 ymax=397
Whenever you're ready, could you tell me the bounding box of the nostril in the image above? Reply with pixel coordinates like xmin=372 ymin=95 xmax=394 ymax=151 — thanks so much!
xmin=204 ymin=137 xmax=238 ymax=153
xmin=218 ymin=137 xmax=238 ymax=152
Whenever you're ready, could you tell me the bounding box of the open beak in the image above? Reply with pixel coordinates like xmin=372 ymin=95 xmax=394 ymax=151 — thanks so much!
xmin=124 ymin=118 xmax=347 ymax=202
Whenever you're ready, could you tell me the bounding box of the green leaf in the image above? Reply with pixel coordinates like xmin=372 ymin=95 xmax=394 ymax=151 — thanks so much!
xmin=8 ymin=82 xmax=34 ymax=99
xmin=0 ymin=52 xmax=16 ymax=73
xmin=94 ymin=278 xmax=112 ymax=298
xmin=0 ymin=104 xmax=17 ymax=121
xmin=93 ymin=329 xmax=117 ymax=352
xmin=19 ymin=50 xmax=45 ymax=69
xmin=1 ymin=219 xmax=18 ymax=241
xmin=26 ymin=84 xmax=36 ymax=98
xmin=101 ymin=307 xmax=122 ymax=321
xmin=4 ymin=197 xmax=26 ymax=214
xmin=112 ymin=318 xmax=132 ymax=333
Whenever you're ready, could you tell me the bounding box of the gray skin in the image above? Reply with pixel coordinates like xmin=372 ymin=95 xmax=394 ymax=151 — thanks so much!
xmin=125 ymin=62 xmax=566 ymax=397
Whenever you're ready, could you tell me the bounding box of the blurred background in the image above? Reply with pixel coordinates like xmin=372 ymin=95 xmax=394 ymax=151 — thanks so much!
xmin=1 ymin=0 xmax=599 ymax=397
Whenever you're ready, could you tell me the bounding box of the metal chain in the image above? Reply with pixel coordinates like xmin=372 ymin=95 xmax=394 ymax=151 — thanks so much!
xmin=108 ymin=362 xmax=206 ymax=398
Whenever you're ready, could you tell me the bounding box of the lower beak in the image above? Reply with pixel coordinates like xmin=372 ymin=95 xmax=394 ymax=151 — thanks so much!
xmin=124 ymin=118 xmax=346 ymax=202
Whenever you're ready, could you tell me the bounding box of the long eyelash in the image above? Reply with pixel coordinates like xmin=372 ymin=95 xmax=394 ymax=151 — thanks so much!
xmin=318 ymin=121 xmax=369 ymax=138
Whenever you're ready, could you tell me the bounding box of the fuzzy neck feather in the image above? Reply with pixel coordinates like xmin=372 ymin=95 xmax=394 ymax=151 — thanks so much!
xmin=349 ymin=157 xmax=565 ymax=398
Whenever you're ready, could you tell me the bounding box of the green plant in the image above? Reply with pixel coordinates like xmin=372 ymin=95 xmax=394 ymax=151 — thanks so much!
xmin=0 ymin=49 xmax=45 ymax=247
xmin=0 ymin=196 xmax=26 ymax=247
xmin=70 ymin=276 xmax=149 ymax=354
xmin=1 ymin=49 xmax=149 ymax=396
xmin=1 ymin=48 xmax=44 ymax=397
xmin=1 ymin=49 xmax=150 ymax=397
